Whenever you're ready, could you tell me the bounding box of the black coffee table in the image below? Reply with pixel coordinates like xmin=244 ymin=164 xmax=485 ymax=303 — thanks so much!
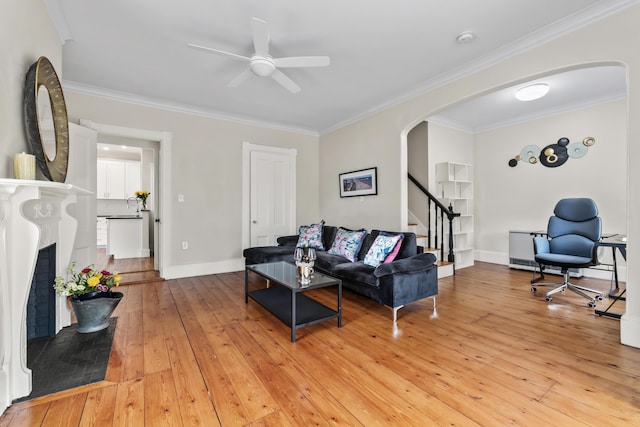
xmin=245 ymin=261 xmax=342 ymax=342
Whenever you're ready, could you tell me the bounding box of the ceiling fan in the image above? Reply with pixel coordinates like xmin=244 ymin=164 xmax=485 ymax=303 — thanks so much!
xmin=188 ymin=18 xmax=330 ymax=93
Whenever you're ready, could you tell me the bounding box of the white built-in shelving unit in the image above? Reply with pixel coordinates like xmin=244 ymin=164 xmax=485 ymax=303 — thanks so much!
xmin=436 ymin=162 xmax=474 ymax=269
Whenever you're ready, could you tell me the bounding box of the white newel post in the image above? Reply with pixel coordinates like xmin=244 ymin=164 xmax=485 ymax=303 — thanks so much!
xmin=0 ymin=179 xmax=88 ymax=413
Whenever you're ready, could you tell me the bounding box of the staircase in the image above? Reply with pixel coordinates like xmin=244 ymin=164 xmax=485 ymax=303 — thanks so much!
xmin=408 ymin=173 xmax=460 ymax=278
xmin=408 ymin=222 xmax=454 ymax=278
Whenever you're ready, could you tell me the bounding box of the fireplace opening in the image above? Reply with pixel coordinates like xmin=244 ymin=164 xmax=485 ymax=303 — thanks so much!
xmin=26 ymin=244 xmax=56 ymax=340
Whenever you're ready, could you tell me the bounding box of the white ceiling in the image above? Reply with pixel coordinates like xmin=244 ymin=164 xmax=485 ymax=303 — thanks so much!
xmin=49 ymin=0 xmax=634 ymax=135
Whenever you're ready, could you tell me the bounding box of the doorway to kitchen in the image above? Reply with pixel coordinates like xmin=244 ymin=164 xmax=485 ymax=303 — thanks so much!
xmin=80 ymin=119 xmax=172 ymax=280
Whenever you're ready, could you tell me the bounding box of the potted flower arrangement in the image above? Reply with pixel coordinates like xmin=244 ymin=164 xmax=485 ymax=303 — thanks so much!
xmin=135 ymin=190 xmax=150 ymax=210
xmin=54 ymin=262 xmax=124 ymax=333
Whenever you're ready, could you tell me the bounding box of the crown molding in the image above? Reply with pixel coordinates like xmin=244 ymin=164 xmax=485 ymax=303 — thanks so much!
xmin=426 ymin=116 xmax=474 ymax=134
xmin=62 ymin=81 xmax=320 ymax=137
xmin=320 ymin=0 xmax=640 ymax=135
xmin=44 ymin=0 xmax=73 ymax=44
xmin=472 ymin=93 xmax=626 ymax=133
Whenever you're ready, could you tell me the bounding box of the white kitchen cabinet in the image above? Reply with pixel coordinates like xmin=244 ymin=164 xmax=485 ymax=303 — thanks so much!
xmin=125 ymin=162 xmax=141 ymax=198
xmin=97 ymin=159 xmax=140 ymax=199
xmin=107 ymin=216 xmax=145 ymax=259
xmin=96 ymin=217 xmax=108 ymax=246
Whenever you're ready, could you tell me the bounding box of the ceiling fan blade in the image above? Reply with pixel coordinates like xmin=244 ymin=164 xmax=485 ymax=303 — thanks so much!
xmin=227 ymin=68 xmax=253 ymax=88
xmin=274 ymin=56 xmax=330 ymax=68
xmin=271 ymin=69 xmax=301 ymax=93
xmin=188 ymin=44 xmax=251 ymax=61
xmin=251 ymin=18 xmax=270 ymax=57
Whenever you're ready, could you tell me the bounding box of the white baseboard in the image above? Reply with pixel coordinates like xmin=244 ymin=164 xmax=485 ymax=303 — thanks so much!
xmin=162 ymin=258 xmax=245 ymax=279
xmin=474 ymin=250 xmax=507 ymax=265
xmin=621 ymin=314 xmax=640 ymax=348
xmin=474 ymin=250 xmax=626 ymax=281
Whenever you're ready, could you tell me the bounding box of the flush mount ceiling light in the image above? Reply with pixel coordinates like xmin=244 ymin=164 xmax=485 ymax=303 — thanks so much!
xmin=515 ymin=83 xmax=550 ymax=101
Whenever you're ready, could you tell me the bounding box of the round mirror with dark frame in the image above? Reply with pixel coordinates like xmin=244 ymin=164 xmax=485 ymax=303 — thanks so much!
xmin=23 ymin=56 xmax=69 ymax=182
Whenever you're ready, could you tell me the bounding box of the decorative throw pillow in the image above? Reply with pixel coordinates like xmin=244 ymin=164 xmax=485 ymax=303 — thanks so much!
xmin=328 ymin=228 xmax=367 ymax=262
xmin=364 ymin=233 xmax=404 ymax=267
xmin=383 ymin=237 xmax=404 ymax=263
xmin=296 ymin=221 xmax=325 ymax=249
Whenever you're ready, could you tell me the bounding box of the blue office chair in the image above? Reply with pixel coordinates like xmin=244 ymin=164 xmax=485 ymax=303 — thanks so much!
xmin=531 ymin=198 xmax=604 ymax=307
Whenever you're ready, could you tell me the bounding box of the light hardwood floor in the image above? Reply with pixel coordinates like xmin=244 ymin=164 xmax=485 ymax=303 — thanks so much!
xmin=1 ymin=262 xmax=638 ymax=426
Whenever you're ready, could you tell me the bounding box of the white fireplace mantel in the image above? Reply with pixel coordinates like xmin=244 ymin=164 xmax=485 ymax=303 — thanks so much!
xmin=0 ymin=179 xmax=90 ymax=412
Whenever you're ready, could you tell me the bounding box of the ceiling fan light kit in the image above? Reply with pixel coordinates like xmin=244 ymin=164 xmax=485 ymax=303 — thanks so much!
xmin=250 ymin=57 xmax=275 ymax=77
xmin=189 ymin=17 xmax=330 ymax=93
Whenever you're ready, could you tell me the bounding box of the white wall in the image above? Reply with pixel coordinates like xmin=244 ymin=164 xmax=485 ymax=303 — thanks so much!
xmin=407 ymin=121 xmax=429 ymax=227
xmin=427 ymin=121 xmax=474 ymax=194
xmin=0 ymin=0 xmax=61 ymax=178
xmin=64 ymin=91 xmax=320 ymax=273
xmin=474 ymin=99 xmax=627 ymax=264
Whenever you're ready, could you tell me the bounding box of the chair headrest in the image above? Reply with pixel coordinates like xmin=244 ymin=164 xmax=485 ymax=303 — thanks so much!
xmin=554 ymin=198 xmax=598 ymax=222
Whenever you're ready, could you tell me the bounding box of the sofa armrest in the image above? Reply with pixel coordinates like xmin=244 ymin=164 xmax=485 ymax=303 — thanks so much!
xmin=277 ymin=235 xmax=298 ymax=247
xmin=374 ymin=252 xmax=437 ymax=278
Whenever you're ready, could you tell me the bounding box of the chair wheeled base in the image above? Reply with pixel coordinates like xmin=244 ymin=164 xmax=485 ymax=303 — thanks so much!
xmin=531 ymin=268 xmax=603 ymax=307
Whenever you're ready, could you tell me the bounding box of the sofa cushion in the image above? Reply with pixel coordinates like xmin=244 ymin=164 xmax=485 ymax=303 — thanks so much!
xmin=322 ymin=225 xmax=339 ymax=252
xmin=327 ymin=227 xmax=367 ymax=262
xmin=296 ymin=221 xmax=325 ymax=250
xmin=314 ymin=251 xmax=350 ymax=274
xmin=364 ymin=233 xmax=404 ymax=267
xmin=331 ymin=262 xmax=377 ymax=288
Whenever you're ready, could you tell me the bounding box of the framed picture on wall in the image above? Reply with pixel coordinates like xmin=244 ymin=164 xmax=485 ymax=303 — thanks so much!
xmin=339 ymin=167 xmax=378 ymax=197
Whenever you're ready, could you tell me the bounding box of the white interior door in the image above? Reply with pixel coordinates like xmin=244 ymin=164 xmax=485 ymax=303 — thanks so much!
xmin=250 ymin=148 xmax=296 ymax=246
xmin=62 ymin=123 xmax=98 ymax=267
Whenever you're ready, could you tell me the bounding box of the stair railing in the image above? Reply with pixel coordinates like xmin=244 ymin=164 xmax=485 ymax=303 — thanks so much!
xmin=408 ymin=173 xmax=460 ymax=266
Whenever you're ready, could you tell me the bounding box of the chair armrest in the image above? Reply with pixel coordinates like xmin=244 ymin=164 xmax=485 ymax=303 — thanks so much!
xmin=374 ymin=253 xmax=437 ymax=278
xmin=277 ymin=235 xmax=298 ymax=246
xmin=533 ymin=236 xmax=550 ymax=255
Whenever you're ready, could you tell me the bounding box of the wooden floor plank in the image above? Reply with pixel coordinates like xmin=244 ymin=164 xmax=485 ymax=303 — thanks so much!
xmin=142 ymin=282 xmax=172 ymax=375
xmin=144 ymin=370 xmax=182 ymax=426
xmin=112 ymin=378 xmax=145 ymax=427
xmin=79 ymin=384 xmax=117 ymax=427
xmin=40 ymin=393 xmax=86 ymax=426
xmin=2 ymin=261 xmax=640 ymax=426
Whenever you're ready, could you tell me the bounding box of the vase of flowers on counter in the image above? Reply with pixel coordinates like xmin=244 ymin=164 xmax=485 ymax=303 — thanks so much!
xmin=54 ymin=262 xmax=123 ymax=333
xmin=135 ymin=190 xmax=150 ymax=210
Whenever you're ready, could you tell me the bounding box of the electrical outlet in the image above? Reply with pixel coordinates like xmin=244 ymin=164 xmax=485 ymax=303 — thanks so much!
xmin=182 ymin=241 xmax=188 ymax=250
xmin=178 ymin=194 xmax=184 ymax=203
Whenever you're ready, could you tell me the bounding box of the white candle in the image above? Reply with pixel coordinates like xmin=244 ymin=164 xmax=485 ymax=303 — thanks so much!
xmin=13 ymin=152 xmax=36 ymax=180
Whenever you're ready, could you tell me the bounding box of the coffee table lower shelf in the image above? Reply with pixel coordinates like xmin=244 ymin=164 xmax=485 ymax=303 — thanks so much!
xmin=248 ymin=287 xmax=340 ymax=341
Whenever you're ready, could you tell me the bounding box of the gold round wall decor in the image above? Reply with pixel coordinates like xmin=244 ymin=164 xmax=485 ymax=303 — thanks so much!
xmin=23 ymin=56 xmax=69 ymax=182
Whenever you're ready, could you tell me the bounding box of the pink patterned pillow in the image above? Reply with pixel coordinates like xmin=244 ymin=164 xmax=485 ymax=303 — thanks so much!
xmin=384 ymin=238 xmax=404 ymax=263
xmin=364 ymin=233 xmax=404 ymax=267
xmin=296 ymin=222 xmax=325 ymax=250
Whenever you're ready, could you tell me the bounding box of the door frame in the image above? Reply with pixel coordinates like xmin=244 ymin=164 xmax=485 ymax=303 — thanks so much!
xmin=242 ymin=141 xmax=297 ymax=249
xmin=79 ymin=119 xmax=172 ymax=277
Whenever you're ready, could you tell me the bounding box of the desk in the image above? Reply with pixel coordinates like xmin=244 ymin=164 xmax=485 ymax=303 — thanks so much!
xmin=595 ymin=234 xmax=627 ymax=319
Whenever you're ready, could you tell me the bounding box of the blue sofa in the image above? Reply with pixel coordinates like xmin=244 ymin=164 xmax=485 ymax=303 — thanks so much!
xmin=243 ymin=225 xmax=438 ymax=321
